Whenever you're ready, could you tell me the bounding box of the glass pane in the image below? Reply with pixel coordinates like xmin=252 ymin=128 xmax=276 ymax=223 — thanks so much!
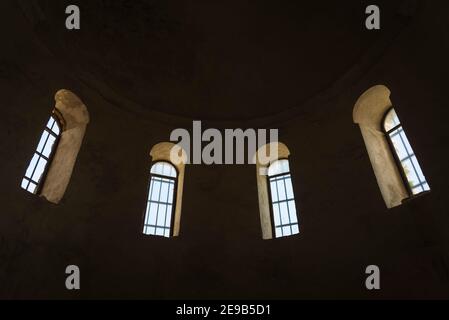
xmin=390 ymin=130 xmax=409 ymax=161
xmin=27 ymin=183 xmax=37 ymax=193
xmin=384 ymin=109 xmax=400 ymax=132
xmin=272 ymin=203 xmax=281 ymax=227
xmin=25 ymin=154 xmax=39 ymax=178
xmin=270 ymin=181 xmax=278 ymax=202
xmin=36 ymin=131 xmax=49 ymax=154
xmin=21 ymin=179 xmax=29 ymax=190
xmin=150 ymin=180 xmax=162 ymax=201
xmin=164 ymin=229 xmax=170 ymax=238
xmin=268 ymin=159 xmax=290 ymax=177
xmin=276 ymin=180 xmax=287 ymax=201
xmin=151 ymin=162 xmax=176 ymax=178
xmin=155 ymin=228 xmax=165 ymax=236
xmin=42 ymin=135 xmax=56 ymax=158
xmin=165 ymin=205 xmax=173 ymax=228
xmin=398 ymin=130 xmax=414 ymax=155
xmin=160 ymin=181 xmax=169 ymax=202
xmin=147 ymin=203 xmax=157 ymax=225
xmin=52 ymin=120 xmax=61 ymax=135
xmin=32 ymin=157 xmax=47 ymax=182
xmin=411 ymin=157 xmax=426 ymax=184
xmin=291 ymin=224 xmax=300 ymax=235
xmin=275 ymin=227 xmax=282 ymax=238
xmin=279 ymin=202 xmax=290 ymax=225
xmin=287 ymin=201 xmax=298 ymax=224
xmin=401 ymin=159 xmax=420 ymax=189
xmin=282 ymin=226 xmax=292 ymax=237
xmin=168 ymin=183 xmax=175 ymax=203
xmin=285 ymin=178 xmax=294 ymax=200
xmin=46 ymin=117 xmax=55 ymax=130
xmin=157 ymin=205 xmax=167 ymax=226
xmin=412 ymin=186 xmax=424 ymax=195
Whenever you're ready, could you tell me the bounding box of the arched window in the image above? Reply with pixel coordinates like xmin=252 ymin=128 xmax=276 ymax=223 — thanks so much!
xmin=383 ymin=108 xmax=430 ymax=196
xmin=20 ymin=89 xmax=89 ymax=204
xmin=21 ymin=113 xmax=62 ymax=194
xmin=353 ymin=85 xmax=430 ymax=208
xmin=143 ymin=142 xmax=187 ymax=238
xmin=255 ymin=142 xmax=300 ymax=240
xmin=143 ymin=162 xmax=178 ymax=238
xmin=267 ymin=159 xmax=300 ymax=238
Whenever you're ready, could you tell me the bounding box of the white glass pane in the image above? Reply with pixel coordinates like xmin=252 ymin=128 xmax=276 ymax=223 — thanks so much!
xmin=25 ymin=154 xmax=39 ymax=178
xmin=291 ymin=224 xmax=300 ymax=235
xmin=411 ymin=156 xmax=426 ymax=184
xmin=285 ymin=178 xmax=294 ymax=200
xmin=31 ymin=157 xmax=47 ymax=182
xmin=160 ymin=181 xmax=169 ymax=202
xmin=157 ymin=205 xmax=167 ymax=226
xmin=164 ymin=229 xmax=170 ymax=238
xmin=287 ymin=201 xmax=298 ymax=224
xmin=384 ymin=109 xmax=400 ymax=131
xmin=168 ymin=183 xmax=175 ymax=203
xmin=21 ymin=179 xmax=28 ymax=190
xmin=272 ymin=203 xmax=281 ymax=226
xmin=423 ymin=184 xmax=430 ymax=192
xmin=402 ymin=159 xmax=420 ymax=189
xmin=52 ymin=121 xmax=60 ymax=135
xmin=150 ymin=180 xmax=162 ymax=201
xmin=151 ymin=162 xmax=176 ymax=178
xmin=42 ymin=135 xmax=56 ymax=158
xmin=399 ymin=130 xmax=414 ymax=155
xmin=412 ymin=187 xmax=424 ymax=195
xmin=282 ymin=226 xmax=292 ymax=237
xmin=268 ymin=159 xmax=290 ymax=177
xmin=276 ymin=180 xmax=287 ymax=201
xmin=165 ymin=205 xmax=173 ymax=228
xmin=275 ymin=227 xmax=282 ymax=238
xmin=270 ymin=181 xmax=278 ymax=202
xmin=155 ymin=228 xmax=165 ymax=236
xmin=36 ymin=131 xmax=49 ymax=154
xmin=390 ymin=131 xmax=409 ymax=160
xmin=151 ymin=163 xmax=164 ymax=175
xmin=279 ymin=202 xmax=290 ymax=225
xmin=27 ymin=183 xmax=37 ymax=193
xmin=147 ymin=203 xmax=158 ymax=225
xmin=46 ymin=117 xmax=55 ymax=130
xmin=147 ymin=227 xmax=156 ymax=235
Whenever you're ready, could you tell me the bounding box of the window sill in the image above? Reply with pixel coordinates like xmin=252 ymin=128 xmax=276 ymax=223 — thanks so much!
xmin=402 ymin=190 xmax=431 ymax=204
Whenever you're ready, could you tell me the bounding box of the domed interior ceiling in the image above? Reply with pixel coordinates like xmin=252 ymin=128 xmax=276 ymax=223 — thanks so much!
xmin=33 ymin=0 xmax=401 ymax=121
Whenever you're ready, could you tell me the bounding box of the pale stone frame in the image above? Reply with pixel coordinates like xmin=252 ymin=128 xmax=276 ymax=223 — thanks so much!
xmin=40 ymin=89 xmax=90 ymax=204
xmin=254 ymin=142 xmax=291 ymax=240
xmin=149 ymin=142 xmax=187 ymax=237
xmin=353 ymin=85 xmax=409 ymax=208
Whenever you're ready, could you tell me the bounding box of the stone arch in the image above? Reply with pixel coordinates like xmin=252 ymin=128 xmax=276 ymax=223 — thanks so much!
xmin=149 ymin=142 xmax=187 ymax=237
xmin=40 ymin=89 xmax=90 ymax=204
xmin=353 ymin=85 xmax=408 ymax=208
xmin=254 ymin=142 xmax=291 ymax=239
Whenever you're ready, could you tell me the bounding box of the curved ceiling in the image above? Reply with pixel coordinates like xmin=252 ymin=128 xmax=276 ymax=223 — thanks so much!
xmin=31 ymin=0 xmax=404 ymax=121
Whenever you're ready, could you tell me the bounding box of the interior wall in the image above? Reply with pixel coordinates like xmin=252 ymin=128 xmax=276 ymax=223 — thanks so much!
xmin=1 ymin=0 xmax=449 ymax=299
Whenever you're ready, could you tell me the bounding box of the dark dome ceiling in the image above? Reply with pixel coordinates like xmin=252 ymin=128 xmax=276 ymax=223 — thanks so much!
xmin=30 ymin=0 xmax=403 ymax=121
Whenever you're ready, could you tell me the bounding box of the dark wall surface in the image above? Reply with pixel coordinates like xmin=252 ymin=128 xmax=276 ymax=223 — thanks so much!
xmin=0 ymin=0 xmax=449 ymax=299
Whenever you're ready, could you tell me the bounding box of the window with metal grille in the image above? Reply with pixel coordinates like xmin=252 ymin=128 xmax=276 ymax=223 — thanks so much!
xmin=143 ymin=162 xmax=177 ymax=238
xmin=383 ymin=108 xmax=430 ymax=196
xmin=267 ymin=159 xmax=300 ymax=238
xmin=21 ymin=114 xmax=61 ymax=195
